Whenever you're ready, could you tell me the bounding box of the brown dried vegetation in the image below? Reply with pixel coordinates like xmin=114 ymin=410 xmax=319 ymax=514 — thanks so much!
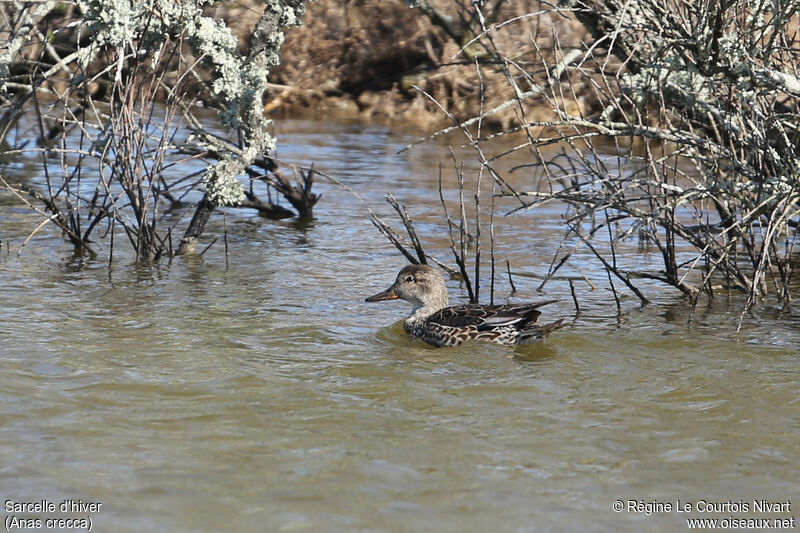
xmin=270 ymin=0 xmax=593 ymax=128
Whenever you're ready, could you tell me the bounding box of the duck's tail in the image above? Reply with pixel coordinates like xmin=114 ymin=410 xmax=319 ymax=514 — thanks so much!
xmin=518 ymin=319 xmax=567 ymax=344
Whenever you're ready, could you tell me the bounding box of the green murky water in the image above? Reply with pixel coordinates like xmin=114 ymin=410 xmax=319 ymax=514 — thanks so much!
xmin=0 ymin=120 xmax=797 ymax=532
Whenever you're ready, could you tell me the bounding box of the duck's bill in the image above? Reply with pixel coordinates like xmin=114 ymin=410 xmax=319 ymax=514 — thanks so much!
xmin=365 ymin=286 xmax=398 ymax=302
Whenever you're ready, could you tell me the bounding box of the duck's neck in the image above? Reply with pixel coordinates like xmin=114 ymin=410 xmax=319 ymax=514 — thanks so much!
xmin=405 ymin=297 xmax=448 ymax=325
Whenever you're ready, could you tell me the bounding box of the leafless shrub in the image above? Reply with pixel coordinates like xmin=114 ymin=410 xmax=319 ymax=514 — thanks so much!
xmin=390 ymin=0 xmax=800 ymax=326
xmin=0 ymin=0 xmax=313 ymax=261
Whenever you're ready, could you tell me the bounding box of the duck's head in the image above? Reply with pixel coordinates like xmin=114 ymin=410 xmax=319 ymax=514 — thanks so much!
xmin=365 ymin=264 xmax=449 ymax=313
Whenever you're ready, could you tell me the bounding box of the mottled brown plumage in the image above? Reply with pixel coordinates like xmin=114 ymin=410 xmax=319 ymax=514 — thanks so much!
xmin=366 ymin=264 xmax=565 ymax=347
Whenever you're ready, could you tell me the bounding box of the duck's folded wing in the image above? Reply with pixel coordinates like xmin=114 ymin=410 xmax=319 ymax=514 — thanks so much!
xmin=426 ymin=306 xmax=488 ymax=328
xmin=428 ymin=303 xmax=554 ymax=330
xmin=477 ymin=310 xmax=538 ymax=328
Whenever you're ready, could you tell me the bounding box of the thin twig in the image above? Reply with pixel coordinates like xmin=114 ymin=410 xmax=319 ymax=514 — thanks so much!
xmin=569 ymin=279 xmax=581 ymax=319
xmin=505 ymin=259 xmax=516 ymax=294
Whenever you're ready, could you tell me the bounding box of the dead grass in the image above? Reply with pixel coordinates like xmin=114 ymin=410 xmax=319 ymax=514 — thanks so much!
xmin=268 ymin=0 xmax=595 ymax=129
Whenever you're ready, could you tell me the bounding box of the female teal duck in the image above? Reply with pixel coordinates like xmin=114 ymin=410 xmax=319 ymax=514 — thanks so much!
xmin=366 ymin=264 xmax=565 ymax=347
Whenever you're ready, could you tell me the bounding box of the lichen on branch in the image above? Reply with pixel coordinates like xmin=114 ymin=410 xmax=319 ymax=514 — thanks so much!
xmin=74 ymin=0 xmax=305 ymax=206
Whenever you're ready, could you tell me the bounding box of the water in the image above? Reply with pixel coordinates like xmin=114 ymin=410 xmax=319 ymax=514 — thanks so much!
xmin=0 ymin=119 xmax=797 ymax=532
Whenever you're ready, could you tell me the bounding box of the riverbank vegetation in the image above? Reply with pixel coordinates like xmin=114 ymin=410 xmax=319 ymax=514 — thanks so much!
xmin=371 ymin=0 xmax=800 ymax=323
xmin=1 ymin=0 xmax=799 ymax=322
xmin=0 ymin=0 xmax=315 ymax=261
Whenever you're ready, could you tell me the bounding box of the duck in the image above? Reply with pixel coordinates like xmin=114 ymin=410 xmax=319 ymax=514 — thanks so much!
xmin=365 ymin=264 xmax=565 ymax=347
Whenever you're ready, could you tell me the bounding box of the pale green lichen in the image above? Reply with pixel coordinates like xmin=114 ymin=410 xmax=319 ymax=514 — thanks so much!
xmin=204 ymin=157 xmax=246 ymax=206
xmin=0 ymin=0 xmax=60 ymax=91
xmin=73 ymin=0 xmax=306 ymax=206
xmin=77 ymin=0 xmax=141 ymax=47
xmin=0 ymin=49 xmax=12 ymax=82
xmin=76 ymin=0 xmax=270 ymax=130
xmin=0 ymin=0 xmax=306 ymax=204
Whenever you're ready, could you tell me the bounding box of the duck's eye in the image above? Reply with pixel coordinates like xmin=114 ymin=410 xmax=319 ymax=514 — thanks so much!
xmin=404 ymin=275 xmax=415 ymax=283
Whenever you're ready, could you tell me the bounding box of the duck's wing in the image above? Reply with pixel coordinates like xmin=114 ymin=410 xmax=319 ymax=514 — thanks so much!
xmin=427 ymin=300 xmax=558 ymax=330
